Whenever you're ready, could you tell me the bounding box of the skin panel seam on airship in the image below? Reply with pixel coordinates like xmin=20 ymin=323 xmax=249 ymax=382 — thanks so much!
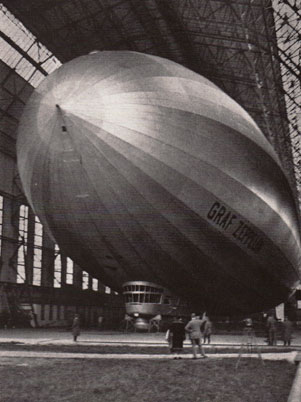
xmin=59 ymin=100 xmax=300 ymax=274
xmin=62 ymin=109 xmax=298 ymax=276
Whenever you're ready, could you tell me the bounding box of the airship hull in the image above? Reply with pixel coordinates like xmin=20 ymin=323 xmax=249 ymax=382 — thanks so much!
xmin=17 ymin=51 xmax=301 ymax=314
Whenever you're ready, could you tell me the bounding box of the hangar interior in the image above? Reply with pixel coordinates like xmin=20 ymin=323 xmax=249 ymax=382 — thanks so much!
xmin=0 ymin=0 xmax=300 ymax=327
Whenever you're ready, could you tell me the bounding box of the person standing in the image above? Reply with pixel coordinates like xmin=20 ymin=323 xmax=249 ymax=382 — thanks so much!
xmin=98 ymin=315 xmax=103 ymax=330
xmin=168 ymin=317 xmax=186 ymax=359
xmin=185 ymin=314 xmax=207 ymax=359
xmin=267 ymin=314 xmax=277 ymax=346
xmin=203 ymin=317 xmax=213 ymax=344
xmin=282 ymin=316 xmax=293 ymax=346
xmin=149 ymin=314 xmax=162 ymax=332
xmin=72 ymin=313 xmax=80 ymax=342
xmin=243 ymin=317 xmax=253 ymax=331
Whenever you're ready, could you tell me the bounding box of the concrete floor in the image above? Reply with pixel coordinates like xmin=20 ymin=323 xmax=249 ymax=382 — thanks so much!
xmin=0 ymin=328 xmax=301 ymax=348
xmin=0 ymin=328 xmax=300 ymax=366
xmin=1 ymin=327 xmax=299 ymax=402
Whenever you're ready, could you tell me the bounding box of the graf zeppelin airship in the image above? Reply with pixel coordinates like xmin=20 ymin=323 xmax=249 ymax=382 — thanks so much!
xmin=17 ymin=50 xmax=301 ymax=316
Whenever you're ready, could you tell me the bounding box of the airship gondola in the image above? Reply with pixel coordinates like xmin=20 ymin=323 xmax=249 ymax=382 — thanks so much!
xmin=17 ymin=51 xmax=301 ymax=315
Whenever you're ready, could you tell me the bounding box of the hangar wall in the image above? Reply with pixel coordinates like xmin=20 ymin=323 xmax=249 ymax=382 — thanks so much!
xmin=0 ymin=63 xmax=124 ymax=328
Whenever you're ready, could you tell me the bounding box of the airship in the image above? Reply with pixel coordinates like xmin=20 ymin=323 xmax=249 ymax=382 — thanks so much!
xmin=17 ymin=50 xmax=301 ymax=318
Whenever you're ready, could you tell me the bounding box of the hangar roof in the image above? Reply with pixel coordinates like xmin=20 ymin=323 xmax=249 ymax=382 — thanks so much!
xmin=0 ymin=0 xmax=300 ymax=199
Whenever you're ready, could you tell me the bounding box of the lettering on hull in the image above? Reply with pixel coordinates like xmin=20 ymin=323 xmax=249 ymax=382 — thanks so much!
xmin=207 ymin=201 xmax=264 ymax=254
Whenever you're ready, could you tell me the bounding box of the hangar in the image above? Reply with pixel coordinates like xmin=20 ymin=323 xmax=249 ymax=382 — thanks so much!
xmin=0 ymin=0 xmax=300 ymax=326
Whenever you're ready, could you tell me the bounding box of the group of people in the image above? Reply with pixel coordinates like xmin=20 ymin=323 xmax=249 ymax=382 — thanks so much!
xmin=243 ymin=314 xmax=294 ymax=346
xmin=166 ymin=313 xmax=212 ymax=359
xmin=266 ymin=314 xmax=293 ymax=346
xmin=71 ymin=312 xmax=294 ymax=350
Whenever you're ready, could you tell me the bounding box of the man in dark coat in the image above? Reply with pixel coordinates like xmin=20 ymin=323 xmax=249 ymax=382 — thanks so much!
xmin=72 ymin=314 xmax=80 ymax=342
xmin=168 ymin=317 xmax=186 ymax=359
xmin=203 ymin=317 xmax=213 ymax=344
xmin=282 ymin=316 xmax=293 ymax=346
xmin=267 ymin=314 xmax=277 ymax=346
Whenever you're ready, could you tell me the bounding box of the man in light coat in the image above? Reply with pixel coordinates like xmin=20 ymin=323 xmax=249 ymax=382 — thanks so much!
xmin=185 ymin=314 xmax=207 ymax=359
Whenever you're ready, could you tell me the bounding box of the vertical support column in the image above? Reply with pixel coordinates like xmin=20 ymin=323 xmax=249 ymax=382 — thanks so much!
xmin=60 ymin=252 xmax=67 ymax=286
xmin=41 ymin=230 xmax=55 ymax=287
xmin=97 ymin=281 xmax=106 ymax=294
xmin=25 ymin=208 xmax=35 ymax=285
xmin=0 ymin=197 xmax=19 ymax=282
xmin=73 ymin=263 xmax=83 ymax=289
xmin=88 ymin=274 xmax=93 ymax=291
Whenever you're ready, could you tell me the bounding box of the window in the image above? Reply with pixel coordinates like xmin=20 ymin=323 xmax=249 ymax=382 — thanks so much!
xmin=150 ymin=294 xmax=161 ymax=303
xmin=34 ymin=216 xmax=42 ymax=247
xmin=33 ymin=216 xmax=42 ymax=285
xmin=82 ymin=271 xmax=89 ymax=290
xmin=17 ymin=204 xmax=28 ymax=283
xmin=33 ymin=247 xmax=42 ymax=286
xmin=125 ymin=294 xmax=133 ymax=303
xmin=18 ymin=205 xmax=28 ymax=241
xmin=66 ymin=257 xmax=73 ymax=284
xmin=54 ymin=245 xmax=61 ymax=288
xmin=0 ymin=5 xmax=61 ymax=87
xmin=92 ymin=278 xmax=98 ymax=291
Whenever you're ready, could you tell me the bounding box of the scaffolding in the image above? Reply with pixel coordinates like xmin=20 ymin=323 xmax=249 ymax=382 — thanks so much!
xmin=272 ymin=0 xmax=300 ymax=205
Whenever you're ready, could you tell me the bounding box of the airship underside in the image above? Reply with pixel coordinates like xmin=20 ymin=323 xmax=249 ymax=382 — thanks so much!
xmin=17 ymin=51 xmax=301 ymax=314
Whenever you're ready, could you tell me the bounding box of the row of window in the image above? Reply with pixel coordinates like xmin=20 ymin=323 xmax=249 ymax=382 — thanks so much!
xmin=123 ymin=285 xmax=163 ymax=293
xmin=40 ymin=304 xmax=66 ymax=321
xmin=125 ymin=293 xmax=162 ymax=304
xmin=124 ymin=293 xmax=172 ymax=304
xmin=0 ymin=5 xmax=61 ymax=88
xmin=0 ymin=197 xmax=107 ymax=292
xmin=39 ymin=304 xmax=100 ymax=321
